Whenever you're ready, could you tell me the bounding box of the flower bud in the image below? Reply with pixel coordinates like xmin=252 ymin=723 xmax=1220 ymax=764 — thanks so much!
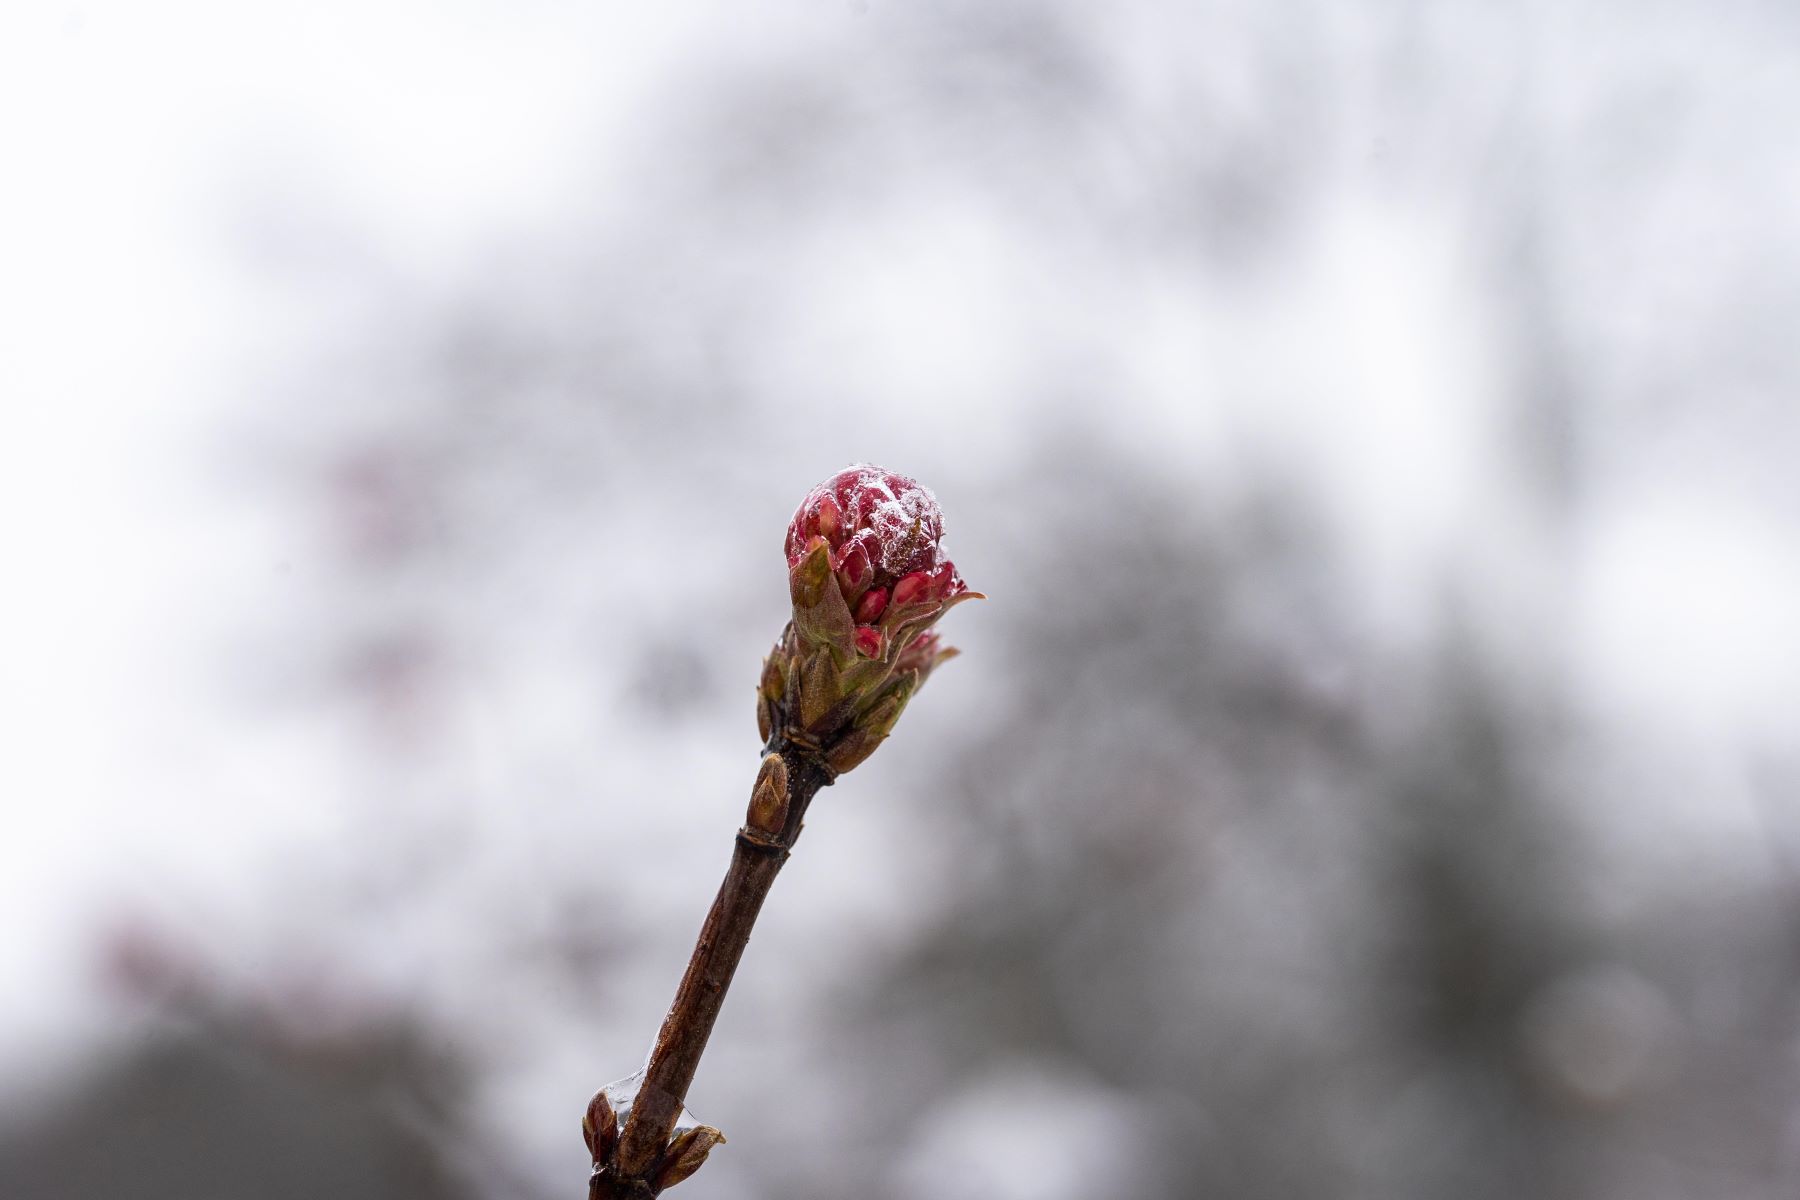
xmin=836 ymin=542 xmax=872 ymax=596
xmin=764 ymin=464 xmax=982 ymax=775
xmin=853 ymin=586 xmax=888 ymax=624
xmin=894 ymin=630 xmax=957 ymax=681
xmin=891 ymin=571 xmax=929 ymax=608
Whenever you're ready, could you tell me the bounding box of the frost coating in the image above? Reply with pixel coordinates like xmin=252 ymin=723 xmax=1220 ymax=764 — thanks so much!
xmin=784 ymin=463 xmax=966 ymax=610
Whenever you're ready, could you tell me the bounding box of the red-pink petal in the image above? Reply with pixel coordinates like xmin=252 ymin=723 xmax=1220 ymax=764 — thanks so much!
xmin=853 ymin=587 xmax=889 ymax=624
xmin=892 ymin=571 xmax=929 ymax=607
xmin=837 ymin=541 xmax=871 ymax=587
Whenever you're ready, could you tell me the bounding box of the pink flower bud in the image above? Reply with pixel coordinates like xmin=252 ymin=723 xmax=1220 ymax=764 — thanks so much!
xmin=894 ymin=630 xmax=951 ymax=679
xmin=837 ymin=540 xmax=871 ymax=590
xmin=891 ymin=571 xmax=929 ymax=608
xmin=787 ymin=465 xmax=953 ymax=586
xmin=853 ymin=586 xmax=888 ymax=624
xmin=772 ymin=464 xmax=981 ymax=773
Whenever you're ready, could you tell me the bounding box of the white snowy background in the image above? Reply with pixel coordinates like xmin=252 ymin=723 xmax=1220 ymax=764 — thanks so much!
xmin=3 ymin=3 xmax=1798 ymax=1198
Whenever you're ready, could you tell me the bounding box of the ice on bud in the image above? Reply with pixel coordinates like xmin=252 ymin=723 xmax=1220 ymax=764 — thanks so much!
xmin=786 ymin=466 xmax=938 ymax=571
xmin=583 ymin=1089 xmax=619 ymax=1164
xmin=843 ymin=528 xmax=877 ymax=564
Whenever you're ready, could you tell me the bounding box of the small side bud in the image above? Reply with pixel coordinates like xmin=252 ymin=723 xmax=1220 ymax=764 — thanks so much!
xmin=582 ymin=1090 xmax=618 ymax=1164
xmin=759 ymin=654 xmax=785 ymax=702
xmin=654 ymin=1125 xmax=727 ymax=1192
xmin=746 ymin=753 xmax=790 ymax=836
xmin=853 ymin=625 xmax=884 ymax=657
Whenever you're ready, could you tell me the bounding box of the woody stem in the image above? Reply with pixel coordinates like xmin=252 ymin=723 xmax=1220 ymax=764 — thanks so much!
xmin=590 ymin=746 xmax=831 ymax=1198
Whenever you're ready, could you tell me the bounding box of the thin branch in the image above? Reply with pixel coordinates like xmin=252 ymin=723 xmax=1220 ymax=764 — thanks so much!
xmin=588 ymin=746 xmax=832 ymax=1198
xmin=583 ymin=464 xmax=976 ymax=1196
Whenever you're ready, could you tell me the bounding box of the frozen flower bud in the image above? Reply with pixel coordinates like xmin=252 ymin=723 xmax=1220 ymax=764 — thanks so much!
xmin=762 ymin=464 xmax=981 ymax=774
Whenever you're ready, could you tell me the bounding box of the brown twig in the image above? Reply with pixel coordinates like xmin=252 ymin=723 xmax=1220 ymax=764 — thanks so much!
xmin=587 ymin=743 xmax=833 ymax=1199
xmin=584 ymin=464 xmax=977 ymax=1195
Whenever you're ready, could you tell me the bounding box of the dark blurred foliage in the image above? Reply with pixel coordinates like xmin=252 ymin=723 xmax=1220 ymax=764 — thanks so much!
xmin=0 ymin=924 xmax=516 ymax=1200
xmin=0 ymin=1033 xmax=465 ymax=1200
xmin=768 ymin=451 xmax=1796 ymax=1200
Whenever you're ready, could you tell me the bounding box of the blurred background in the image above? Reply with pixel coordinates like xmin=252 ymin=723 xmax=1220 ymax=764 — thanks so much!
xmin=3 ymin=2 xmax=1799 ymax=1197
